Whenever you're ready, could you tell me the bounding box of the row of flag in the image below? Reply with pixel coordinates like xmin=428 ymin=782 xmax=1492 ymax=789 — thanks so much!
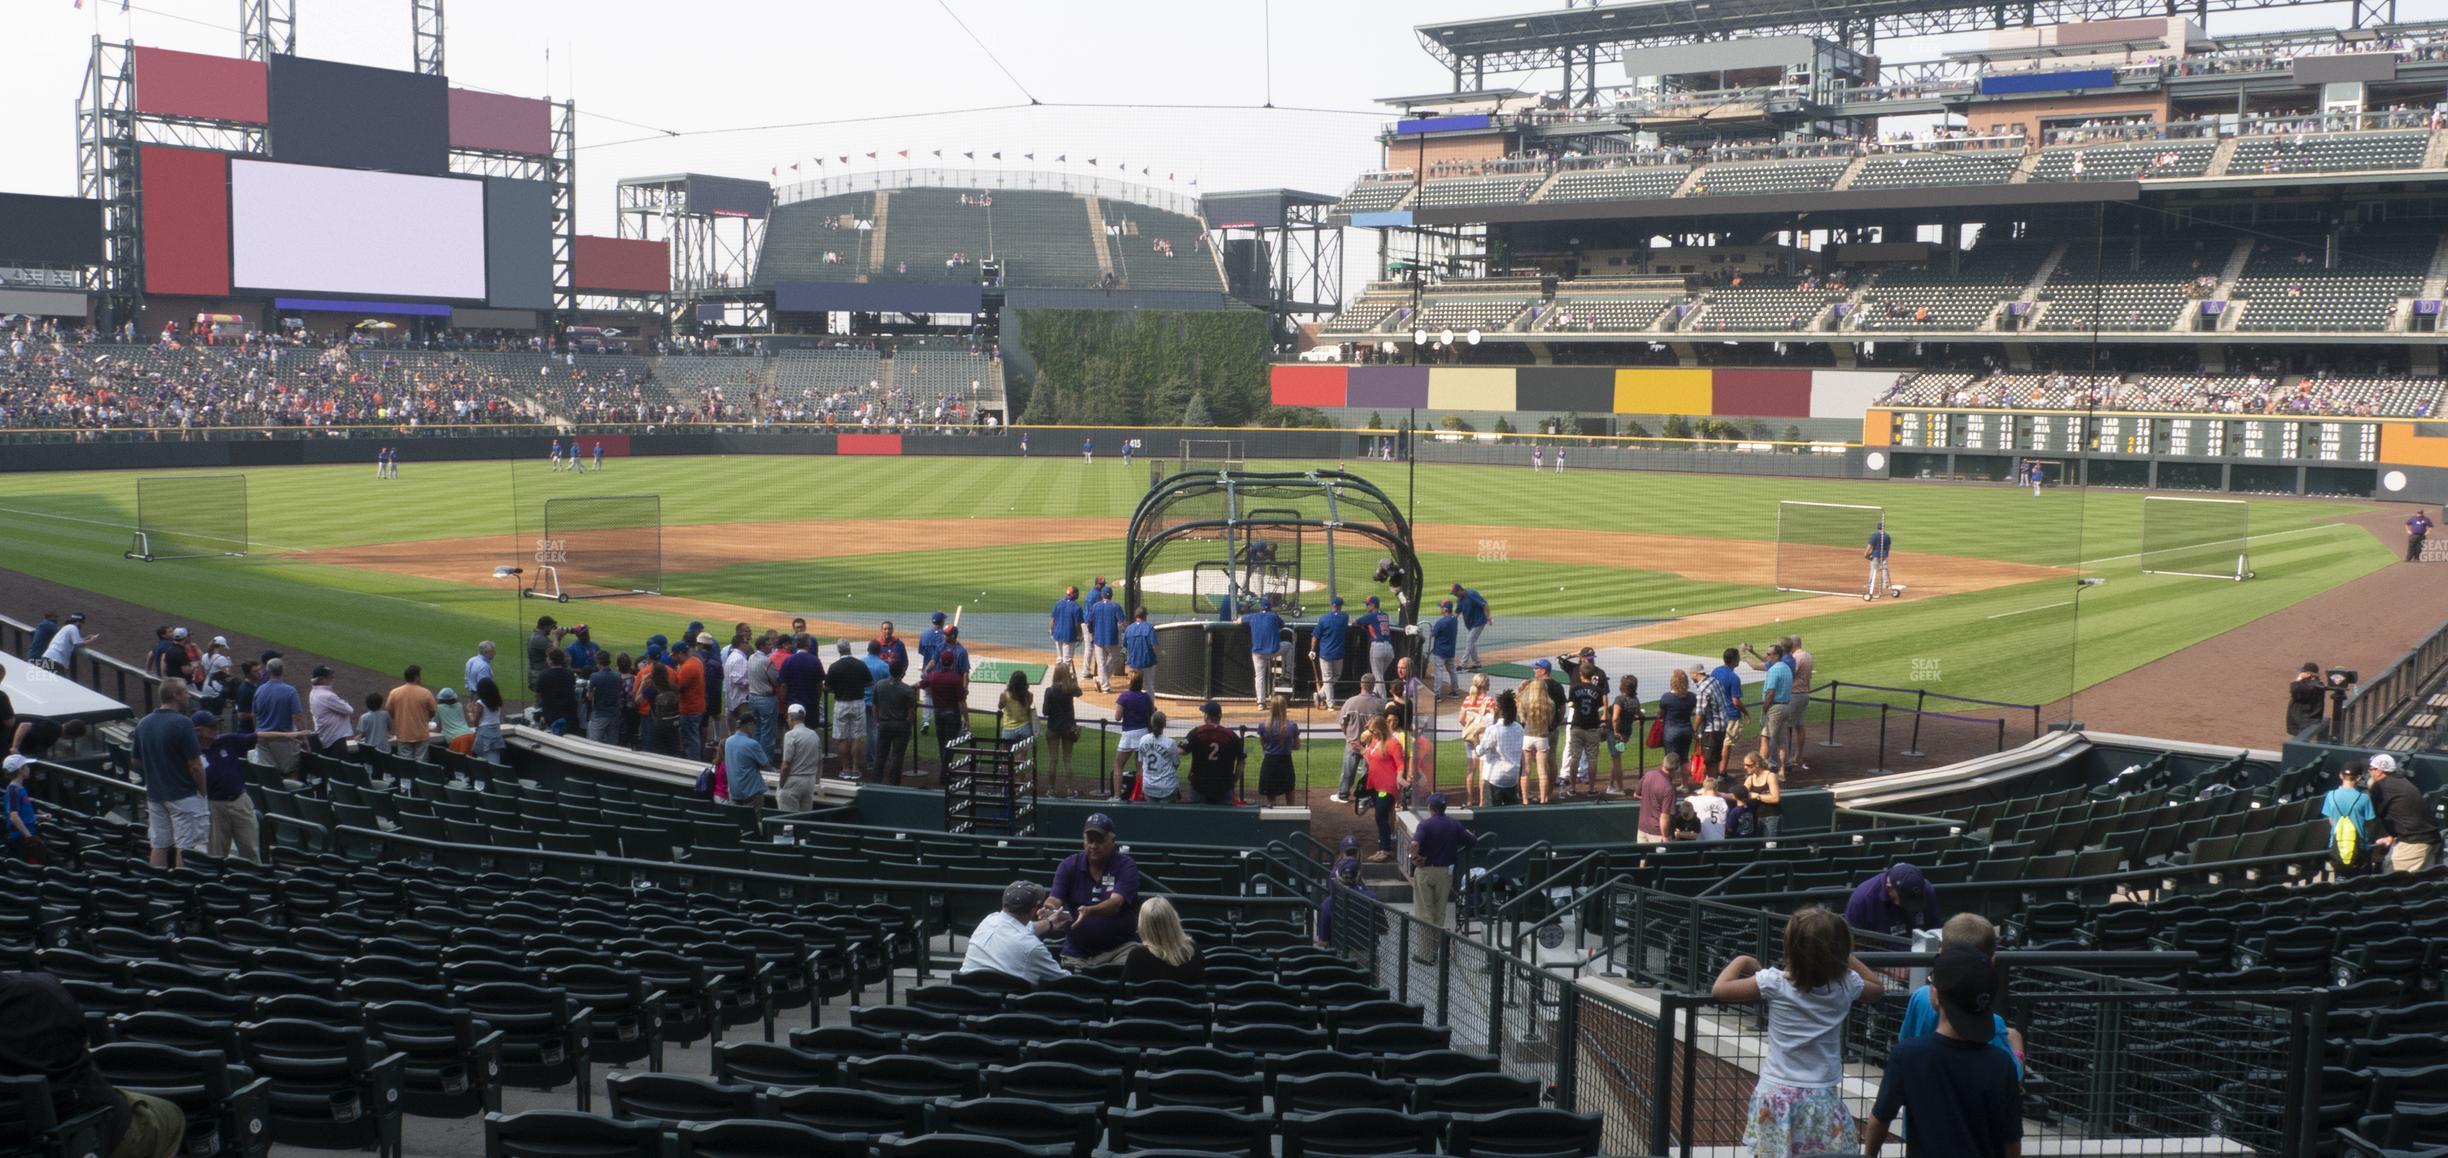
xmin=770 ymin=151 xmax=1195 ymax=185
xmin=73 ymin=0 xmax=135 ymax=10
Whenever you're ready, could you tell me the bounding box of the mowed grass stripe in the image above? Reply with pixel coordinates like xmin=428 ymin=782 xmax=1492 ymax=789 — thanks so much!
xmin=1641 ymin=521 xmax=2390 ymax=710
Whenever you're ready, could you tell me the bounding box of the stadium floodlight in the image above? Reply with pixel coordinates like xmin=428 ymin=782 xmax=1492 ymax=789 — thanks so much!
xmin=1466 ymin=329 xmax=1481 ymax=344
xmin=1439 ymin=328 xmax=1455 ymax=345
xmin=1413 ymin=329 xmax=1429 ymax=346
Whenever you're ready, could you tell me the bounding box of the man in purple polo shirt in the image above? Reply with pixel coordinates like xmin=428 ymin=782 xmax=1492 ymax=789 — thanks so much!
xmin=1844 ymin=863 xmax=1942 ymax=938
xmin=1112 ymin=674 xmax=1155 ymax=797
xmin=1052 ymin=812 xmax=1140 ymax=968
xmin=1409 ymin=794 xmax=1477 ymax=963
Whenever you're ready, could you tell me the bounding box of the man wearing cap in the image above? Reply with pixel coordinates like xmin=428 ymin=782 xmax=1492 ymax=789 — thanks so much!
xmin=1756 ymin=643 xmax=1795 ymax=776
xmin=668 ymin=634 xmax=711 ymax=761
xmin=874 ymin=621 xmax=910 ymax=684
xmin=1704 ymin=648 xmax=1748 ymax=775
xmin=308 ymin=665 xmax=353 ymax=762
xmin=1844 ymin=863 xmax=1943 ymax=937
xmin=1451 ymin=583 xmax=1492 ymax=670
xmin=526 ymin=615 xmax=562 ymax=681
xmin=463 ymin=641 xmax=496 ymax=704
xmin=196 ymin=636 xmax=233 ymax=705
xmin=1050 ymin=586 xmax=1087 ymax=666
xmin=1052 ymin=813 xmax=1142 ymax=968
xmin=1863 ymin=946 xmax=2023 ymax=1158
xmin=135 ymin=679 xmax=208 ymax=869
xmin=962 ymin=881 xmax=1073 ymax=984
xmin=146 ymin=626 xmax=188 ymax=684
xmin=1429 ymin=601 xmax=1461 ymax=698
xmin=942 ymin=626 xmax=972 ymax=677
xmin=36 ymin=613 xmax=95 ymax=674
xmin=1184 ymin=701 xmax=1245 ymax=806
xmin=775 ymin=704 xmax=825 ymax=811
xmin=1355 ymin=596 xmax=1396 ymax=687
xmin=1312 ymin=596 xmax=1351 ymax=711
xmin=0 ymin=973 xmax=189 ymax=1158
xmin=1332 ymin=674 xmax=1386 ymax=804
xmin=1562 ymin=658 xmax=1608 ymax=797
xmin=2366 ymin=753 xmax=2441 ymax=872
xmin=872 ymin=659 xmax=918 ymax=784
xmin=721 ymin=709 xmax=772 ymax=809
xmin=2409 ymin=509 xmax=2434 ymax=563
xmin=195 ymin=710 xmax=303 ymax=863
xmin=1086 ymin=590 xmax=1126 ymax=694
xmin=1410 ymin=794 xmax=1478 ymax=963
xmin=565 ymin=625 xmax=602 ymax=679
xmin=778 ymin=634 xmax=829 ymax=738
xmin=250 ymin=658 xmax=303 ymax=774
xmin=921 ymin=656 xmax=969 ymax=769
xmin=918 ymin=614 xmax=949 ymax=701
xmin=1122 ymin=607 xmax=1159 ymax=684
xmin=1241 ymin=597 xmax=1285 ymax=703
xmin=385 ymin=666 xmax=438 ymax=763
xmin=825 ymin=641 xmax=873 ymax=777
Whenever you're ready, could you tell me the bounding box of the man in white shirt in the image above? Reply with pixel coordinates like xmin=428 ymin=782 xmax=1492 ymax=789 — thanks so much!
xmin=776 ymin=704 xmax=826 ymax=813
xmin=959 ymin=880 xmax=1072 ymax=984
xmin=39 ymin=614 xmax=95 ymax=673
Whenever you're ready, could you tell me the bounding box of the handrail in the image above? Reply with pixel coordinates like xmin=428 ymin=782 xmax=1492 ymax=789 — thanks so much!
xmin=1487 ymin=846 xmax=1597 ymax=921
xmin=1705 ymin=846 xmax=2325 ymax=910
xmin=0 ymin=612 xmax=161 ymax=714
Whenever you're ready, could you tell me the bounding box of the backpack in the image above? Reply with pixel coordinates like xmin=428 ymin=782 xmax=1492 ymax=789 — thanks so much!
xmin=1728 ymin=802 xmax=1760 ymax=839
xmin=2333 ymin=813 xmax=2362 ymax=867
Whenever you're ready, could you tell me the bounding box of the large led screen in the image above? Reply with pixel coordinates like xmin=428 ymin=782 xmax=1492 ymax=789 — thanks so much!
xmin=267 ymin=54 xmax=449 ymax=175
xmin=230 ymin=160 xmax=486 ymax=300
xmin=0 ymin=194 xmax=104 ymax=266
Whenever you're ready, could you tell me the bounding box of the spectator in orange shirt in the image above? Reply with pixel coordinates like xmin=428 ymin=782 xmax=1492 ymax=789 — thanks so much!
xmin=669 ymin=636 xmax=709 ymax=761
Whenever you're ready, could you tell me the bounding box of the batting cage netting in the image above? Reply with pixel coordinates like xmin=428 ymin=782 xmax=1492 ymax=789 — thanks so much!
xmin=1775 ymin=500 xmax=1887 ymax=597
xmin=528 ymin=495 xmax=664 ymax=601
xmin=125 ymin=474 xmax=248 ymax=561
xmin=1180 ymin=439 xmax=1246 ymax=475
xmin=2140 ymin=495 xmax=2252 ymax=580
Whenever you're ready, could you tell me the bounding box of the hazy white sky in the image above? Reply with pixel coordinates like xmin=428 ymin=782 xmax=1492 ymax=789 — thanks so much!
xmin=0 ymin=0 xmax=2399 ymax=236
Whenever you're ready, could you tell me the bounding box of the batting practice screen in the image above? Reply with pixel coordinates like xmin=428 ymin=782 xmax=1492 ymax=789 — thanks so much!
xmin=535 ymin=495 xmax=663 ymax=599
xmin=2141 ymin=496 xmax=2251 ymax=580
xmin=1775 ymin=500 xmax=1886 ymax=597
xmin=127 ymin=474 xmax=248 ymax=561
xmin=1181 ymin=439 xmax=1246 ymax=474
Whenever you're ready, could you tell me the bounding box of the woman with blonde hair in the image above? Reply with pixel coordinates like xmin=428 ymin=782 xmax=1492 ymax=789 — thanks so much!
xmin=1458 ymin=673 xmax=1494 ymax=807
xmin=1123 ymin=896 xmax=1206 ymax=982
xmin=1042 ymin=662 xmax=1082 ymax=785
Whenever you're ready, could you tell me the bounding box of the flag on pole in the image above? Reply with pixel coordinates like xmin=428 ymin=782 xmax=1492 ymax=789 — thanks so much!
xmin=963 ymin=150 xmax=973 ymax=160
xmin=865 ymin=151 xmax=877 ymax=159
xmin=931 ymin=149 xmax=941 ymax=158
xmin=991 ymin=151 xmax=1002 ymax=160
xmin=1022 ymin=152 xmax=1033 ymax=160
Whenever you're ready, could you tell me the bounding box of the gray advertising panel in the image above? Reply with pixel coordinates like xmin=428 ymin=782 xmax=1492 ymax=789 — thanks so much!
xmin=2293 ymin=52 xmax=2397 ymax=84
xmin=484 ymin=177 xmax=555 ymax=311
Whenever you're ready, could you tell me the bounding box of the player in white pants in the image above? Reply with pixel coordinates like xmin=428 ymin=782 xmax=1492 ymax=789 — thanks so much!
xmin=1865 ymin=519 xmax=1900 ymax=600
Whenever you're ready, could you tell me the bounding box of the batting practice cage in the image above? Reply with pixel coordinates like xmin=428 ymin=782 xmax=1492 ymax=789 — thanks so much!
xmin=125 ymin=474 xmax=248 ymax=561
xmin=523 ymin=495 xmax=665 ymax=602
xmin=2141 ymin=495 xmax=2253 ymax=581
xmin=1125 ymin=470 xmax=1422 ymax=700
xmin=1775 ymin=500 xmax=1887 ymax=597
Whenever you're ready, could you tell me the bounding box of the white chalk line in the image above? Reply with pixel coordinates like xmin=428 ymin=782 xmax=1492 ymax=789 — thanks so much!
xmin=0 ymin=503 xmax=315 ymax=555
xmin=1986 ymin=600 xmax=2074 ymax=621
xmin=2070 ymin=523 xmax=2337 ymax=569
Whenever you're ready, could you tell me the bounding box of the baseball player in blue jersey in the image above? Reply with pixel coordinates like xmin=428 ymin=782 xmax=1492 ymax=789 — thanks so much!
xmin=548 ymin=438 xmax=562 ymax=472
xmin=1355 ymin=596 xmax=1395 ymax=685
xmin=1311 ymin=595 xmax=1350 ymax=710
xmin=592 ymin=442 xmax=604 ymax=471
xmin=1450 ymin=583 xmax=1492 ymax=669
xmin=1049 ymin=586 xmax=1086 ymax=664
xmin=1866 ymin=520 xmax=1902 ymax=601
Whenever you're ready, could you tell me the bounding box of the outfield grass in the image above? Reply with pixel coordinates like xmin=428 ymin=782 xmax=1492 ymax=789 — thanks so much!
xmin=0 ymin=455 xmax=2384 ymax=706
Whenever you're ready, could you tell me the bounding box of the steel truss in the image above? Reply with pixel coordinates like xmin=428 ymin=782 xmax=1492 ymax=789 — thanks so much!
xmin=614 ymin=177 xmax=758 ymax=333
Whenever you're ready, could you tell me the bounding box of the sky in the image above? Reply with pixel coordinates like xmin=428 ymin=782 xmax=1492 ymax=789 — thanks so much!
xmin=0 ymin=0 xmax=2404 ymax=239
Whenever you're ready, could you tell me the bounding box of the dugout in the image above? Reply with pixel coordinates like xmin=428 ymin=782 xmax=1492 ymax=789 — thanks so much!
xmin=1124 ymin=470 xmax=1422 ymax=702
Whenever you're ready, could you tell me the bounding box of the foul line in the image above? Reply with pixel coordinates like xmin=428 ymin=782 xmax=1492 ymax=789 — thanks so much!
xmin=1986 ymin=600 xmax=2073 ymax=621
xmin=2072 ymin=523 xmax=2334 ymax=569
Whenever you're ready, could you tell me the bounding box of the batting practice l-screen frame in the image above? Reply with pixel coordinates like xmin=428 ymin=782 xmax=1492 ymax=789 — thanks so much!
xmin=2140 ymin=495 xmax=2253 ymax=581
xmin=525 ymin=494 xmax=664 ymax=602
xmin=1775 ymin=500 xmax=1888 ymax=598
xmin=125 ymin=473 xmax=248 ymax=561
xmin=1180 ymin=438 xmax=1246 ymax=475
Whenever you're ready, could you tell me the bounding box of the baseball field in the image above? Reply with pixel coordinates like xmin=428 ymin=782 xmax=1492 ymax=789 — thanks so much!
xmin=0 ymin=451 xmax=2397 ymax=763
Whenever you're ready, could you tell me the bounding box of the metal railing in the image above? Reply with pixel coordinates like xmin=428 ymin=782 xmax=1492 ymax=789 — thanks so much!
xmin=773 ymin=166 xmax=1202 ymax=218
xmin=2334 ymin=612 xmax=2448 ymax=745
xmin=0 ymin=612 xmax=161 ymax=711
xmin=1806 ymin=679 xmax=2044 ymax=770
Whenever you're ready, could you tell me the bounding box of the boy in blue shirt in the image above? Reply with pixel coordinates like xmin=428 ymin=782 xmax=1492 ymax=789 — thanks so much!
xmin=2322 ymin=764 xmax=2375 ymax=875
xmin=1867 ymin=947 xmax=2023 ymax=1158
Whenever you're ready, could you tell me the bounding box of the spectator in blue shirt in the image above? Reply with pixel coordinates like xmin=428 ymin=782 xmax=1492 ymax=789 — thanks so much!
xmin=942 ymin=626 xmax=972 ymax=676
xmin=1242 ymin=597 xmax=1285 ymax=701
xmin=249 ymin=659 xmax=304 ymax=775
xmin=1123 ymin=607 xmax=1159 ymax=679
xmin=1707 ymin=648 xmax=1747 ymax=774
xmin=1449 ymin=584 xmax=1492 ymax=669
xmin=918 ymin=612 xmax=947 ymax=675
xmin=2322 ymin=764 xmax=2376 ymax=874
xmin=1429 ymin=600 xmax=1461 ymax=697
xmin=1759 ymin=643 xmax=1795 ymax=774
xmin=1086 ymin=590 xmax=1127 ymax=693
xmin=1311 ymin=596 xmax=1350 ymax=710
xmin=721 ymin=710 xmax=772 ymax=808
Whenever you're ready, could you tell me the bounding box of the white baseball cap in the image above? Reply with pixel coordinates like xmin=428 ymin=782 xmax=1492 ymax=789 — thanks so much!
xmin=2368 ymin=753 xmax=2399 ymax=774
xmin=172 ymin=627 xmax=189 ymax=640
xmin=211 ymin=636 xmax=228 ymax=648
xmin=3 ymin=755 xmax=29 ymax=774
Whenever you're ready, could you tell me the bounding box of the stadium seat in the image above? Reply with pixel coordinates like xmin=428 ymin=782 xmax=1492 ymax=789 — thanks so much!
xmin=710 ymin=1041 xmax=836 ymax=1090
xmin=1276 ymin=1072 xmax=1410 ymax=1114
xmin=788 ymin=1024 xmax=902 ymax=1058
xmin=905 ymin=1030 xmax=1023 ymax=1067
xmin=985 ymin=1061 xmax=1129 ymax=1109
xmin=108 ymin=1011 xmax=246 ymax=1057
xmin=1380 ymin=1050 xmax=1504 ymax=1080
xmin=235 ymin=1019 xmax=406 ymax=1158
xmin=360 ymin=999 xmax=506 ymax=1118
xmin=603 ymin=1071 xmax=758 ymax=1126
xmin=1284 ymin=1107 xmax=1446 ymax=1156
xmin=1413 ymin=1071 xmax=1544 ymax=1114
xmin=1135 ymin=1068 xmax=1264 ymax=1113
xmin=1106 ymin=1105 xmax=1271 ymax=1157
xmin=0 ymin=1073 xmax=123 ymax=1158
xmin=482 ymin=1109 xmax=659 ymax=1158
xmin=756 ymin=1086 xmax=930 ymax=1136
xmin=88 ymin=1041 xmax=272 ymax=1158
xmin=1446 ymin=1107 xmax=1606 ymax=1157
xmin=927 ymin=1097 xmax=1102 ymax=1157
xmin=546 ymin=963 xmax=668 ymax=1071
xmin=668 ymin=1118 xmax=869 ymax=1158
xmin=844 ymin=1054 xmax=982 ymax=1100
xmin=877 ymin=1136 xmax=1070 ymax=1158
xmin=451 ymin=982 xmax=593 ymax=1108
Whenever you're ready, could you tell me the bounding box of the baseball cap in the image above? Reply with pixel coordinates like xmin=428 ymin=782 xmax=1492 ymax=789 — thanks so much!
xmin=1002 ymin=880 xmax=1049 ymax=913
xmin=211 ymin=636 xmax=227 ymax=648
xmin=1365 ymin=596 xmax=1380 ymax=607
xmin=1330 ymin=596 xmax=1344 ymax=607
xmin=1450 ymin=582 xmax=1463 ymax=592
xmin=1200 ymin=701 xmax=1222 ymax=719
xmin=1083 ymin=812 xmax=1115 ymax=835
xmin=696 ymin=632 xmax=716 ymax=646
xmin=2368 ymin=753 xmax=2399 ymax=773
xmin=310 ymin=665 xmax=333 ymax=680
xmin=173 ymin=627 xmax=189 ymax=640
xmin=436 ymin=688 xmax=458 ymax=703
xmin=1428 ymin=792 xmax=1448 ymax=811
xmin=1532 ymin=659 xmax=1552 ymax=671
xmin=190 ymin=710 xmax=218 ymax=729
xmin=1887 ymin=863 xmax=1929 ymax=901
xmin=3 ymin=755 xmax=29 ymax=775
xmin=787 ymin=703 xmax=806 ymax=717
xmin=931 ymin=611 xmax=946 ymax=624
xmin=1579 ymin=646 xmax=1596 ymax=657
xmin=261 ymin=649 xmax=281 ymax=662
xmin=1929 ymin=946 xmax=2000 ymax=1044
xmin=1339 ymin=835 xmax=1360 ymax=851
xmin=67 ymin=612 xmax=85 ymax=622
xmin=1438 ymin=600 xmax=1453 ymax=610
